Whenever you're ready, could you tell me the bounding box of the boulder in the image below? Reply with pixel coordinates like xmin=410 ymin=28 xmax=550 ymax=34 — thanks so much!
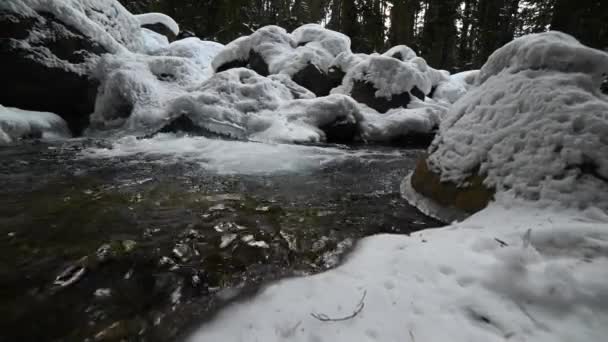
xmin=0 ymin=11 xmax=104 ymax=135
xmin=350 ymin=81 xmax=412 ymax=113
xmin=292 ymin=63 xmax=341 ymax=97
xmin=410 ymin=158 xmax=494 ymax=214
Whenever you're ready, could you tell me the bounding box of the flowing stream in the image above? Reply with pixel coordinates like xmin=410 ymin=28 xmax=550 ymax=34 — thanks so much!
xmin=0 ymin=135 xmax=440 ymax=341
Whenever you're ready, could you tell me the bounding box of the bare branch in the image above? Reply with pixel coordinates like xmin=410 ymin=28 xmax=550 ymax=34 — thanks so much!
xmin=311 ymin=290 xmax=367 ymax=322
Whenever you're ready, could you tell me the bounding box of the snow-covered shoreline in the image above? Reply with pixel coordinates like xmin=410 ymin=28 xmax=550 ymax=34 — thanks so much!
xmin=188 ymin=199 xmax=608 ymax=342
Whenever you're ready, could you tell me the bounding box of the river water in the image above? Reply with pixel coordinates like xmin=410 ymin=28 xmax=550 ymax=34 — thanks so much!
xmin=0 ymin=135 xmax=440 ymax=341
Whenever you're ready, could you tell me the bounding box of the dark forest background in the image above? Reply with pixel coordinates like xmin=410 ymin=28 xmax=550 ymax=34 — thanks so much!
xmin=122 ymin=0 xmax=608 ymax=71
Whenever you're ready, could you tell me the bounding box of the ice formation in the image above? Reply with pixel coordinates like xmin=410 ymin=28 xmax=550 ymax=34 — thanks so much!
xmin=0 ymin=105 xmax=71 ymax=144
xmin=426 ymin=32 xmax=608 ymax=211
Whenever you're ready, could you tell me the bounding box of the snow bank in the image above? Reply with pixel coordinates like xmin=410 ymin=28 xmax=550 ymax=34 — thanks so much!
xmin=0 ymin=105 xmax=71 ymax=144
xmin=433 ymin=70 xmax=480 ymax=104
xmin=188 ymin=200 xmax=608 ymax=342
xmin=0 ymin=0 xmax=144 ymax=53
xmin=135 ymin=13 xmax=180 ymax=36
xmin=212 ymin=25 xmax=351 ymax=76
xmin=427 ymin=32 xmax=608 ymax=211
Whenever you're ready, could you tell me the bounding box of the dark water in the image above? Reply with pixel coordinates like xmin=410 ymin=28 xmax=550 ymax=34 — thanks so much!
xmin=0 ymin=138 xmax=440 ymax=342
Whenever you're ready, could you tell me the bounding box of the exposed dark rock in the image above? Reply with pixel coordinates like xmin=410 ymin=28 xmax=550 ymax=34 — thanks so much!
xmin=142 ymin=22 xmax=176 ymax=42
xmin=248 ymin=50 xmax=269 ymax=76
xmin=0 ymin=11 xmax=105 ymax=135
xmin=176 ymin=30 xmax=196 ymax=40
xmin=386 ymin=131 xmax=436 ymax=148
xmin=328 ymin=66 xmax=346 ymax=86
xmin=351 ymin=80 xmax=411 ymax=113
xmin=410 ymin=86 xmax=426 ymax=101
xmin=428 ymin=85 xmax=438 ymax=99
xmin=158 ymin=114 xmax=207 ymax=135
xmin=215 ymin=59 xmax=249 ymax=73
xmin=410 ymin=158 xmax=494 ymax=214
xmin=601 ymin=76 xmax=608 ymax=95
xmin=320 ymin=116 xmax=359 ymax=143
xmin=291 ymin=63 xmax=339 ymax=97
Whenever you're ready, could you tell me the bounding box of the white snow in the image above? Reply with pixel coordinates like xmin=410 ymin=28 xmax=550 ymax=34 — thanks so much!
xmin=357 ymin=100 xmax=444 ymax=142
xmin=383 ymin=45 xmax=417 ymax=61
xmin=162 ymin=38 xmax=224 ymax=72
xmin=187 ymin=199 xmax=608 ymax=342
xmin=335 ymin=54 xmax=449 ymax=98
xmin=427 ymin=32 xmax=608 ymax=211
xmin=0 ymin=0 xmax=145 ymax=53
xmin=433 ymin=70 xmax=480 ymax=104
xmin=478 ymin=31 xmax=608 ymax=86
xmin=212 ymin=25 xmax=351 ymax=76
xmin=0 ymin=105 xmax=71 ymax=145
xmin=141 ymin=28 xmax=170 ymax=54
xmin=83 ymin=134 xmax=397 ymax=175
xmin=135 ymin=13 xmax=180 ymax=36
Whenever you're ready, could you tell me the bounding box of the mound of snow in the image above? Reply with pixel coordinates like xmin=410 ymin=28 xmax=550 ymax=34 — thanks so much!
xmin=335 ymin=54 xmax=448 ymax=99
xmin=161 ymin=38 xmax=224 ymax=76
xmin=383 ymin=45 xmax=417 ymax=61
xmin=135 ymin=13 xmax=180 ymax=36
xmin=0 ymin=0 xmax=144 ymax=53
xmin=358 ymin=99 xmax=447 ymax=142
xmin=0 ymin=105 xmax=71 ymax=144
xmin=478 ymin=31 xmax=608 ymax=86
xmin=187 ymin=200 xmax=608 ymax=342
xmin=212 ymin=25 xmax=351 ymax=76
xmin=90 ymin=52 xmax=208 ymax=132
xmin=141 ymin=28 xmax=170 ymax=54
xmin=426 ymin=32 xmax=608 ymax=211
xmin=433 ymin=70 xmax=480 ymax=104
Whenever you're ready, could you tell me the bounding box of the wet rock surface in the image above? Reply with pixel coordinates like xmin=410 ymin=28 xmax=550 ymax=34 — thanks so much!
xmin=0 ymin=140 xmax=440 ymax=341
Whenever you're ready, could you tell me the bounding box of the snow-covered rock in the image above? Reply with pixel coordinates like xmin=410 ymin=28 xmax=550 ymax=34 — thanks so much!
xmin=408 ymin=31 xmax=608 ymax=218
xmin=383 ymin=45 xmax=417 ymax=61
xmin=135 ymin=13 xmax=179 ymax=41
xmin=0 ymin=105 xmax=71 ymax=145
xmin=212 ymin=25 xmax=351 ymax=96
xmin=91 ymin=63 xmax=363 ymax=144
xmin=333 ymin=54 xmax=448 ymax=113
xmin=1 ymin=0 xmax=144 ymax=53
xmin=161 ymin=38 xmax=224 ymax=77
xmin=433 ymin=70 xmax=480 ymax=104
xmin=0 ymin=0 xmax=148 ymax=135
